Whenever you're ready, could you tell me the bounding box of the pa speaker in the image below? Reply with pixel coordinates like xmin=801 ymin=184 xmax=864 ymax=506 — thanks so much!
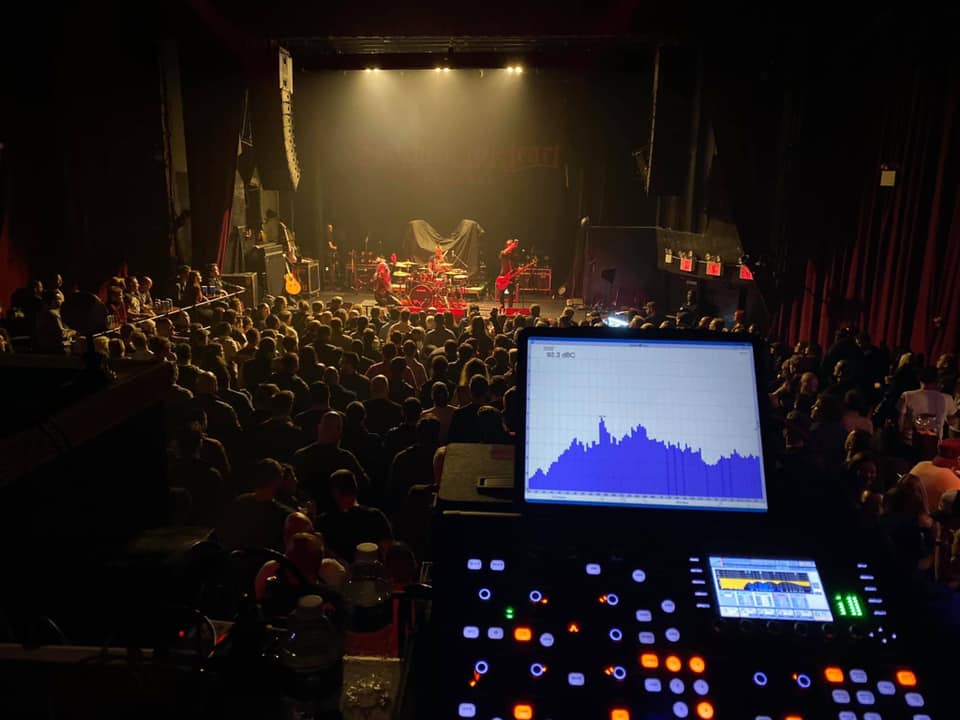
xmin=249 ymin=48 xmax=300 ymax=192
xmin=649 ymin=47 xmax=698 ymax=196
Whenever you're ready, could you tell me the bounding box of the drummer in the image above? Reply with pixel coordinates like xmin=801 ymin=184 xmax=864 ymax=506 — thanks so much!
xmin=428 ymin=245 xmax=449 ymax=275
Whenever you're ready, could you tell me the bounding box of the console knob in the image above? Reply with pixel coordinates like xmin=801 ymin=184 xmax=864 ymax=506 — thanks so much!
xmin=821 ymin=622 xmax=837 ymax=640
xmin=711 ymin=619 xmax=727 ymax=635
xmin=848 ymin=625 xmax=864 ymax=640
xmin=793 ymin=622 xmax=809 ymax=638
xmin=764 ymin=621 xmax=782 ymax=635
xmin=739 ymin=619 xmax=756 ymax=634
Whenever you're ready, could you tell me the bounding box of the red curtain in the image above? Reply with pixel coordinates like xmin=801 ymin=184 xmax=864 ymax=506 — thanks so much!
xmin=776 ymin=61 xmax=960 ymax=360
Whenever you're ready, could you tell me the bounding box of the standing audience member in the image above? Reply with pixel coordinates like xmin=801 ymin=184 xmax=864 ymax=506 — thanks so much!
xmin=317 ymin=470 xmax=393 ymax=563
xmin=217 ymin=459 xmax=297 ymax=551
xmin=293 ymin=411 xmax=371 ymax=514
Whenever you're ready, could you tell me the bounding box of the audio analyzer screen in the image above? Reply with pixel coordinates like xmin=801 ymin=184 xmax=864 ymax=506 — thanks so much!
xmin=708 ymin=556 xmax=834 ymax=622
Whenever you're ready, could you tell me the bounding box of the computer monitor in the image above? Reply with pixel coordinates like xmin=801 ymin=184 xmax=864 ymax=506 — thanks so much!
xmin=519 ymin=331 xmax=768 ymax=512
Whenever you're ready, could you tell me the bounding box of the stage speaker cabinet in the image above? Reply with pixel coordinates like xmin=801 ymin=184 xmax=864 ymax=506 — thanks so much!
xmin=247 ymin=243 xmax=287 ymax=299
xmin=293 ymin=259 xmax=321 ymax=297
xmin=518 ymin=267 xmax=552 ymax=292
xmin=221 ymin=272 xmax=259 ymax=307
xmin=249 ymin=47 xmax=300 ymax=192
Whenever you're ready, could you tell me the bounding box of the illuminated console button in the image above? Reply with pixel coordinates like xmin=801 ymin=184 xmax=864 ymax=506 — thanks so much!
xmin=636 ymin=610 xmax=653 ymax=622
xmin=905 ymin=692 xmax=925 ymax=707
xmin=877 ymin=681 xmax=896 ymax=696
xmin=856 ymin=690 xmax=876 ymax=705
xmin=513 ymin=704 xmax=533 ymax=720
xmin=661 ymin=599 xmax=677 ymax=614
xmin=838 ymin=713 xmax=857 ymax=720
xmin=474 ymin=661 xmax=489 ymax=675
xmin=693 ymin=679 xmax=710 ymax=696
xmin=752 ymin=672 xmax=768 ymax=687
xmin=463 ymin=626 xmax=479 ymax=639
xmin=645 ymin=678 xmax=662 ymax=693
xmin=612 ymin=666 xmax=627 ymax=681
xmin=490 ymin=559 xmax=505 ymax=571
xmin=912 ymin=715 xmax=933 ymax=720
xmin=832 ymin=689 xmax=851 ymax=704
xmin=606 ymin=593 xmax=620 ymax=606
xmin=539 ymin=632 xmax=554 ymax=647
xmin=672 ymin=701 xmax=689 ymax=718
xmin=863 ymin=713 xmax=882 ymax=720
xmin=665 ymin=627 xmax=681 ymax=643
xmin=488 ymin=627 xmax=504 ymax=640
xmin=478 ymin=588 xmax=492 ymax=601
xmin=632 ymin=569 xmax=647 ymax=583
xmin=669 ymin=678 xmax=685 ymax=694
xmin=795 ymin=673 xmax=812 ymax=689
xmin=896 ymin=670 xmax=918 ymax=687
xmin=824 ymin=667 xmax=845 ymax=683
xmin=467 ymin=559 xmax=482 ymax=570
xmin=528 ymin=590 xmax=543 ymax=603
xmin=567 ymin=672 xmax=585 ymax=687
xmin=609 ymin=628 xmax=623 ymax=642
xmin=638 ymin=632 xmax=656 ymax=645
xmin=754 ymin=716 xmax=773 ymax=720
xmin=611 ymin=710 xmax=630 ymax=720
xmin=586 ymin=563 xmax=602 ymax=576
xmin=458 ymin=703 xmax=477 ymax=717
xmin=529 ymin=663 xmax=546 ymax=678
xmin=850 ymin=669 xmax=868 ymax=684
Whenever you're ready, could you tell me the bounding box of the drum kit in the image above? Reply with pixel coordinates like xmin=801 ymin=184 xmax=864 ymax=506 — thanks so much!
xmin=393 ymin=259 xmax=470 ymax=309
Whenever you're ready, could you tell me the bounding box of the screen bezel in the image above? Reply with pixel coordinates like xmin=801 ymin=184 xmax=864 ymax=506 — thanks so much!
xmin=706 ymin=554 xmax=835 ymax=623
xmin=514 ymin=327 xmax=774 ymax=514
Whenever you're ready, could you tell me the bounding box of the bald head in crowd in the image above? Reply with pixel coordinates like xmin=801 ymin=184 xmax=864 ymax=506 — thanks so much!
xmin=283 ymin=511 xmax=314 ymax=548
xmin=317 ymin=410 xmax=344 ymax=445
xmin=370 ymin=374 xmax=390 ymax=400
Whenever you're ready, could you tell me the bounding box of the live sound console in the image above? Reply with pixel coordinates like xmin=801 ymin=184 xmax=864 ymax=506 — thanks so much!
xmin=430 ymin=329 xmax=955 ymax=720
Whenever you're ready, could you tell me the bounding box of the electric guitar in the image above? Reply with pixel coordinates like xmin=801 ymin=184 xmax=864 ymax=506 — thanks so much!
xmin=496 ymin=258 xmax=538 ymax=291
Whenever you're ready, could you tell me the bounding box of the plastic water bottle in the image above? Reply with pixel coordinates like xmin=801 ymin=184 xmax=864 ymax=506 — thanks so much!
xmin=342 ymin=542 xmax=394 ymax=656
xmin=277 ymin=595 xmax=343 ymax=720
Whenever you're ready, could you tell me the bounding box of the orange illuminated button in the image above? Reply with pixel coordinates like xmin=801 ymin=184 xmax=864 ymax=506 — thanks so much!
xmin=665 ymin=655 xmax=682 ymax=673
xmin=514 ymin=627 xmax=533 ymax=642
xmin=785 ymin=716 xmax=803 ymax=720
xmin=696 ymin=701 xmax=714 ymax=719
xmin=824 ymin=667 xmax=844 ymax=684
xmin=611 ymin=709 xmax=630 ymax=720
xmin=567 ymin=622 xmax=580 ymax=634
xmin=640 ymin=653 xmax=659 ymax=669
xmin=689 ymin=656 xmax=706 ymax=674
xmin=896 ymin=670 xmax=917 ymax=687
xmin=514 ymin=704 xmax=533 ymax=720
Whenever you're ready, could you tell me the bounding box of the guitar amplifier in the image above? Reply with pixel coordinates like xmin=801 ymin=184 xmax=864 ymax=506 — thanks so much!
xmin=518 ymin=267 xmax=552 ymax=292
xmin=220 ymin=272 xmax=259 ymax=307
xmin=293 ymin=259 xmax=321 ymax=297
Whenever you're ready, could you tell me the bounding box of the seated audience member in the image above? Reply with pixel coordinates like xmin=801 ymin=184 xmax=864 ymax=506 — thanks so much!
xmin=34 ymin=290 xmax=74 ymax=354
xmin=419 ymin=355 xmax=452 ymax=408
xmin=242 ymin=336 xmax=277 ymax=391
xmin=168 ymin=428 xmax=226 ymax=526
xmin=842 ymin=389 xmax=875 ymax=434
xmin=297 ymin=345 xmax=325 ymax=385
xmin=421 ymin=382 xmax=455 ymax=444
xmin=174 ymin=342 xmax=202 ymax=393
xmin=364 ymin=375 xmax=404 ymax=436
xmin=269 ymin=352 xmax=311 ymax=413
xmin=324 ymin=366 xmax=357 ymax=412
xmin=256 ymin=531 xmax=347 ymax=619
xmin=254 ymin=515 xmax=347 ymax=601
xmin=909 ymin=438 xmax=960 ymax=514
xmin=387 ymin=356 xmax=416 ymax=403
xmin=210 ymin=362 xmax=254 ymax=424
xmin=249 ymin=390 xmax=305 ymax=463
xmin=217 ymin=459 xmax=297 ymax=552
xmin=192 ymin=371 xmax=241 ymax=448
xmin=384 ymin=397 xmax=422 ymax=460
xmin=339 ymin=352 xmax=371 ymax=401
xmin=477 ymin=405 xmax=511 ymax=444
xmin=245 ymin=382 xmax=278 ymax=430
xmin=186 ymin=407 xmax=232 ymax=483
xmin=318 ymin=470 xmax=393 ymax=563
xmin=293 ymin=411 xmax=371 ymax=514
xmin=295 ymin=381 xmax=332 ymax=445
xmin=388 ymin=417 xmax=441 ymax=514
xmin=447 ymin=374 xmax=490 ymax=443
xmin=341 ymin=401 xmax=384 ymax=485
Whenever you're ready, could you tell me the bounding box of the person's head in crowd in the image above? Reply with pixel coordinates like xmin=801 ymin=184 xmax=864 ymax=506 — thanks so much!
xmin=675 ymin=311 xmax=692 ymax=329
xmin=811 ymin=392 xmax=843 ymax=424
xmin=329 ymin=296 xmax=343 ymax=313
xmin=844 ymin=389 xmax=870 ymax=418
xmin=468 ymin=374 xmax=490 ymax=404
xmin=833 ymin=359 xmax=853 ymax=386
xmin=884 ymin=474 xmax=928 ymax=519
xmin=278 ymin=310 xmax=293 ymax=328
xmin=491 ymin=347 xmax=509 ymax=370
xmin=277 ymin=352 xmax=299 ymax=378
xmin=253 ymin=458 xmax=284 ymax=496
xmin=265 ymin=314 xmax=281 ymax=331
xmin=401 ymin=397 xmax=422 ymax=426
xmin=936 ymin=353 xmax=956 ymax=372
xmin=254 ymin=382 xmax=279 ymax=411
xmin=402 ymin=339 xmax=418 ymax=359
xmin=339 ymin=352 xmax=358 ymax=377
xmin=919 ymin=365 xmax=938 ymax=388
xmin=257 ymin=336 xmax=277 ymax=359
xmin=156 ymin=317 xmax=174 ymax=338
xmin=273 ymin=296 xmax=288 ymax=314
xmin=315 ymin=324 xmax=332 ymax=345
xmin=223 ymin=308 xmax=238 ymax=326
xmin=783 ymin=410 xmax=811 ymax=449
xmin=389 ymin=330 xmax=403 ymax=347
xmin=457 ymin=343 xmax=475 ymax=363
xmin=443 ymin=339 xmax=458 ymax=363
xmin=330 ymin=469 xmax=360 ymax=512
xmin=477 ymin=406 xmax=507 ymax=442
xmin=799 ymin=371 xmax=819 ymax=397
xmin=489 ymin=375 xmax=507 ymax=402
xmin=696 ymin=315 xmax=712 ymax=330
xmin=460 ymin=357 xmax=488 ymax=387
xmin=299 ymin=344 xmax=319 ymax=369
xmin=398 ymin=308 xmax=410 ymax=324
xmin=140 ymin=319 xmax=156 ymax=337
xmin=330 ymin=316 xmax=343 ymax=337
xmin=130 ymin=331 xmax=150 ymax=354
xmin=845 ymin=429 xmax=874 ymax=462
xmin=174 ymin=342 xmax=193 ymax=367
xmin=269 ymin=389 xmax=295 ymax=419
xmin=388 ymin=355 xmax=407 ymax=380
xmin=430 ymin=354 xmax=449 ymax=380
xmin=708 ymin=317 xmax=725 ymax=332
xmin=502 ymin=386 xmax=519 ymax=433
xmin=369 ymin=306 xmax=380 ymax=322
xmin=430 ymin=381 xmax=450 ymax=409
xmin=306 ymin=381 xmax=330 ymax=410
xmin=148 ymin=336 xmax=172 ymax=361
xmin=370 ymin=375 xmax=390 ymax=400
xmin=190 ymin=326 xmax=209 ymax=350
xmin=172 ymin=310 xmax=190 ymax=330
xmin=317 ymin=411 xmax=344 ymax=446
xmin=283 ymin=511 xmax=314 ymax=548
xmin=344 ymin=400 xmax=368 ymax=431
xmin=212 ymin=321 xmax=231 ymax=339
xmin=194 ymin=371 xmax=219 ymax=396
xmin=846 ymin=451 xmax=879 ymax=496
xmin=323 ymin=366 xmax=341 ymax=388
xmin=207 ymin=361 xmax=232 ymax=392
xmin=470 ymin=315 xmax=488 ymax=338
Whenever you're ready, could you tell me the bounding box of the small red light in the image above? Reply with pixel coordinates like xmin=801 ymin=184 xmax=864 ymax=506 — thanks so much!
xmin=680 ymin=257 xmax=694 ymax=272
xmin=739 ymin=264 xmax=753 ymax=280
xmin=705 ymin=261 xmax=722 ymax=277
xmin=177 ymin=630 xmax=186 ymax=638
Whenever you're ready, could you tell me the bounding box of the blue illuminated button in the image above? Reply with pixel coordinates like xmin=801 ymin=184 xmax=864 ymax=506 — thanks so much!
xmin=638 ymin=632 xmax=656 ymax=644
xmin=474 ymin=661 xmax=489 ymax=675
xmin=905 ymin=692 xmax=925 ymax=707
xmin=632 ymin=569 xmax=647 ymax=583
xmin=672 ymin=701 xmax=689 ymax=718
xmin=665 ymin=627 xmax=681 ymax=643
xmin=832 ymin=689 xmax=851 ymax=704
xmin=606 ymin=593 xmax=620 ymax=606
xmin=661 ymin=599 xmax=677 ymax=614
xmin=669 ymin=678 xmax=685 ymax=694
xmin=912 ymin=715 xmax=932 ymax=720
xmin=490 ymin=559 xmax=505 ymax=571
xmin=796 ymin=673 xmax=812 ymax=689
xmin=864 ymin=714 xmax=882 ymax=720
xmin=539 ymin=632 xmax=554 ymax=647
xmin=467 ymin=559 xmax=482 ymax=570
xmin=839 ymin=713 xmax=857 ymax=720
xmin=755 ymin=717 xmax=773 ymax=720
xmin=753 ymin=672 xmax=768 ymax=687
xmin=487 ymin=627 xmax=504 ymax=640
xmin=877 ymin=681 xmax=896 ymax=696
xmin=609 ymin=628 xmax=623 ymax=642
xmin=856 ymin=690 xmax=876 ymax=705
xmin=586 ymin=563 xmax=602 ymax=576
xmin=463 ymin=626 xmax=480 ymax=639
xmin=693 ymin=679 xmax=710 ymax=696
xmin=528 ymin=590 xmax=543 ymax=603
xmin=636 ymin=609 xmax=653 ymax=622
xmin=530 ymin=663 xmax=546 ymax=678
xmin=612 ymin=666 xmax=627 ymax=681
xmin=850 ymin=669 xmax=868 ymax=684
xmin=567 ymin=672 xmax=585 ymax=687
xmin=458 ymin=702 xmax=477 ymax=717
xmin=645 ymin=678 xmax=662 ymax=693
xmin=478 ymin=588 xmax=492 ymax=601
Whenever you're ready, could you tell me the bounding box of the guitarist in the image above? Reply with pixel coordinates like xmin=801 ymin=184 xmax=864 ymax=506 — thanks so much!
xmin=496 ymin=238 xmax=520 ymax=308
xmin=373 ymin=256 xmax=401 ymax=306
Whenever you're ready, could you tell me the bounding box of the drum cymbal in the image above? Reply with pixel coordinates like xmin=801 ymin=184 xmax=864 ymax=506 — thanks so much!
xmin=394 ymin=261 xmax=416 ymax=268
xmin=393 ymin=271 xmax=410 ymax=278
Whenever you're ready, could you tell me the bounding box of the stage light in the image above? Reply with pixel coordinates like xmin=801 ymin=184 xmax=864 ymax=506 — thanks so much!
xmin=443 ymin=67 xmax=451 ymax=73
xmin=365 ymin=68 xmax=372 ymax=73
xmin=435 ymin=67 xmax=442 ymax=73
xmin=515 ymin=65 xmax=524 ymax=74
xmin=507 ymin=66 xmax=515 ymax=73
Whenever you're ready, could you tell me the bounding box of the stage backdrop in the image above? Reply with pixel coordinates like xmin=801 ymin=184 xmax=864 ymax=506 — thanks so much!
xmin=294 ymin=69 xmax=657 ymax=287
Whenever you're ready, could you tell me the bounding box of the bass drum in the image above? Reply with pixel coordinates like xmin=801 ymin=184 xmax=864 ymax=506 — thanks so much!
xmin=407 ymin=284 xmax=436 ymax=308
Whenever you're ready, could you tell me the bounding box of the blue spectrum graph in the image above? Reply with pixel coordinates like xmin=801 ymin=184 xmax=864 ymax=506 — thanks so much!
xmin=527 ymin=417 xmax=764 ymax=500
